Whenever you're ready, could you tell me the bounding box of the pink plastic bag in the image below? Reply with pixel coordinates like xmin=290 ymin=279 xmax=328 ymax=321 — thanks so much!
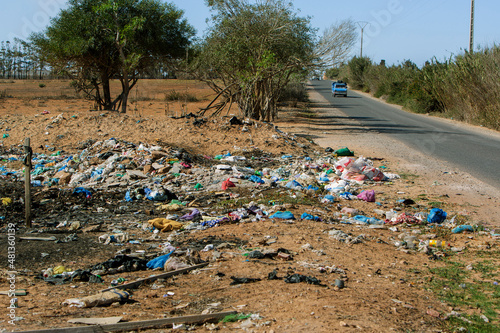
xmin=357 ymin=190 xmax=375 ymax=202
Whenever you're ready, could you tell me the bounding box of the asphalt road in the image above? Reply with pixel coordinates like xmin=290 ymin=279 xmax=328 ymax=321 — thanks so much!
xmin=310 ymin=80 xmax=500 ymax=189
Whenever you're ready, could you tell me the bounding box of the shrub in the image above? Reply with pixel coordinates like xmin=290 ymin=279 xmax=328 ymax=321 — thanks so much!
xmin=348 ymin=56 xmax=372 ymax=90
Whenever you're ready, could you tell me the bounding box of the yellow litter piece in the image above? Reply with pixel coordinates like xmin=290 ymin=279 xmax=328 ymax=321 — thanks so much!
xmin=148 ymin=218 xmax=183 ymax=232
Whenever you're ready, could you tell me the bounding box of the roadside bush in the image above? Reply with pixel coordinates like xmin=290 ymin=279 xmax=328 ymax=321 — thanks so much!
xmin=348 ymin=56 xmax=372 ymax=90
xmin=437 ymin=46 xmax=500 ymax=129
xmin=324 ymin=46 xmax=500 ymax=129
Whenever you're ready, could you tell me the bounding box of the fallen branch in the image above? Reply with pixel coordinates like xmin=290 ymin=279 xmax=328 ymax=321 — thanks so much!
xmin=100 ymin=262 xmax=208 ymax=292
xmin=17 ymin=311 xmax=237 ymax=333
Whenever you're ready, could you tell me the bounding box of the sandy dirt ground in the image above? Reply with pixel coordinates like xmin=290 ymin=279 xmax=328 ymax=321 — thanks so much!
xmin=0 ymin=80 xmax=498 ymax=332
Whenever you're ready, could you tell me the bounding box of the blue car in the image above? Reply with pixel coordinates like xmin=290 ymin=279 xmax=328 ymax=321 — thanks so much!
xmin=332 ymin=81 xmax=347 ymax=97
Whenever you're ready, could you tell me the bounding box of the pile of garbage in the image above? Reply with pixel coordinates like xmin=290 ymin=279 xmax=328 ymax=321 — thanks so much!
xmin=2 ymin=138 xmax=492 ymax=234
xmin=2 ymin=137 xmax=497 ymax=252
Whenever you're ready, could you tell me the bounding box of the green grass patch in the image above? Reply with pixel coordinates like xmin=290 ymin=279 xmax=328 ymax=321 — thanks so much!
xmin=474 ymin=260 xmax=500 ymax=280
xmin=398 ymin=172 xmax=420 ymax=181
xmin=428 ymin=201 xmax=444 ymax=208
xmin=427 ymin=258 xmax=500 ymax=332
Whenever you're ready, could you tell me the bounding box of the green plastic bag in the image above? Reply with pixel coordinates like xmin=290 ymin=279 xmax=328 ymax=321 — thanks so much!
xmin=335 ymin=147 xmax=354 ymax=156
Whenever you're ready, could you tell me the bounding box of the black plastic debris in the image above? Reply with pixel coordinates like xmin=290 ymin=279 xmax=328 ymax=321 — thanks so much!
xmin=229 ymin=116 xmax=243 ymax=125
xmin=91 ymin=255 xmax=148 ymax=274
xmin=193 ymin=118 xmax=206 ymax=126
xmin=230 ymin=276 xmax=262 ymax=285
xmin=98 ymin=152 xmax=114 ymax=160
xmin=70 ymin=269 xmax=103 ymax=283
xmin=41 ymin=269 xmax=103 ymax=285
xmin=284 ymin=273 xmax=323 ymax=286
xmin=402 ymin=198 xmax=416 ymax=206
xmin=268 ymin=269 xmax=280 ymax=280
xmin=248 ymin=250 xmax=265 ymax=259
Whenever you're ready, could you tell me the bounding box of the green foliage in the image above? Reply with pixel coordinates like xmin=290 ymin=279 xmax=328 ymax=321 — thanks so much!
xmin=348 ymin=56 xmax=371 ymax=90
xmin=31 ymin=0 xmax=194 ymax=112
xmin=435 ymin=47 xmax=500 ymax=129
xmin=194 ymin=0 xmax=316 ymax=121
xmin=38 ymin=83 xmax=46 ymax=88
xmin=325 ymin=67 xmax=340 ymax=79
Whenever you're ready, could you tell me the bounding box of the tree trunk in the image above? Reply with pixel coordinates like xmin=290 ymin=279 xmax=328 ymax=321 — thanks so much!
xmin=101 ymin=75 xmax=113 ymax=110
xmin=120 ymin=72 xmax=129 ymax=114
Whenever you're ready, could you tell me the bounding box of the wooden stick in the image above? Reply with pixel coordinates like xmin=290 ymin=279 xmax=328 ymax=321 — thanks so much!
xmin=24 ymin=137 xmax=32 ymax=228
xmin=100 ymin=262 xmax=208 ymax=292
xmin=19 ymin=236 xmax=57 ymax=241
xmin=16 ymin=311 xmax=237 ymax=333
xmin=0 ymin=289 xmax=27 ymax=296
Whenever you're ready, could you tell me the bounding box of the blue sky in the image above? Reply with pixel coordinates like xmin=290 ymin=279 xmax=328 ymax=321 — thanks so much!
xmin=1 ymin=0 xmax=498 ymax=67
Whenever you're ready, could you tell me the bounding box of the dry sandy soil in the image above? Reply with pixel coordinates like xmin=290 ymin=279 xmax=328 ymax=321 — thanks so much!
xmin=0 ymin=80 xmax=498 ymax=332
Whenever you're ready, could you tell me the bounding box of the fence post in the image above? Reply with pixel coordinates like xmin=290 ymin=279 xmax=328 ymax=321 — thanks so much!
xmin=23 ymin=138 xmax=32 ymax=228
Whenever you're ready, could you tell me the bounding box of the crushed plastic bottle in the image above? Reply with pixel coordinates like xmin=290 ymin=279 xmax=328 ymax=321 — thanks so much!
xmin=423 ymin=240 xmax=450 ymax=248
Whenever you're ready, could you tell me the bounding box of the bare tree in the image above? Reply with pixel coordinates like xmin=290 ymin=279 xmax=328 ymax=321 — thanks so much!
xmin=315 ymin=19 xmax=358 ymax=68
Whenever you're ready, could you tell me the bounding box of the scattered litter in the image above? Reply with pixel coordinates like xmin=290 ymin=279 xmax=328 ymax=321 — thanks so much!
xmin=63 ymin=289 xmax=129 ymax=308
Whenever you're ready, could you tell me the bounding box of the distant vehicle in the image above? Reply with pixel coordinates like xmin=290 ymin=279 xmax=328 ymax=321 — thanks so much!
xmin=332 ymin=81 xmax=347 ymax=97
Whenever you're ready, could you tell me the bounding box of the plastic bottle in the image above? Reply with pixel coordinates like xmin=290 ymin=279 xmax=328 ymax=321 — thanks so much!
xmin=425 ymin=240 xmax=450 ymax=248
xmin=43 ymin=268 xmax=54 ymax=278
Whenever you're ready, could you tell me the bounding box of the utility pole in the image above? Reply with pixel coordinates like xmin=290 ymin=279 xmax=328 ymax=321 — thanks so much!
xmin=469 ymin=0 xmax=475 ymax=53
xmin=357 ymin=22 xmax=369 ymax=58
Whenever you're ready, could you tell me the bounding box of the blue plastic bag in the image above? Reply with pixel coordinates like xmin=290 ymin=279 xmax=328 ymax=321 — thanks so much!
xmin=322 ymin=195 xmax=336 ymax=203
xmin=285 ymin=180 xmax=303 ymax=189
xmin=146 ymin=250 xmax=175 ymax=269
xmin=125 ymin=190 xmax=133 ymax=202
xmin=249 ymin=175 xmax=265 ymax=184
xmin=427 ymin=208 xmax=447 ymax=224
xmin=269 ymin=211 xmax=295 ymax=220
xmin=339 ymin=192 xmax=355 ymax=200
xmin=301 ymin=213 xmax=321 ymax=221
xmin=353 ymin=215 xmax=383 ymax=225
xmin=73 ymin=187 xmax=92 ymax=198
xmin=452 ymin=225 xmax=474 ymax=233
